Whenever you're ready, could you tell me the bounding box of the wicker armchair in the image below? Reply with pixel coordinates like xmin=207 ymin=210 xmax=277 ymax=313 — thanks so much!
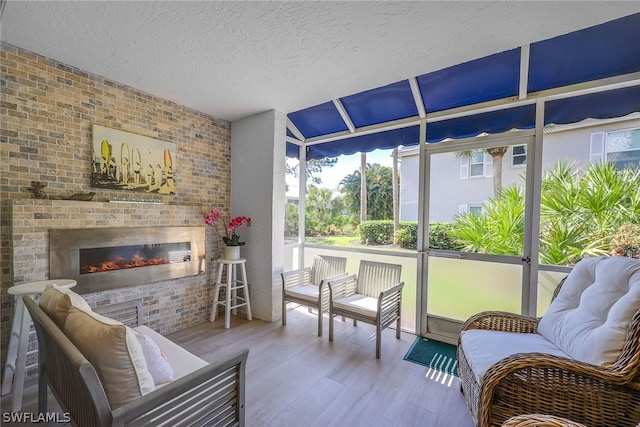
xmin=502 ymin=414 xmax=587 ymax=427
xmin=327 ymin=260 xmax=403 ymax=358
xmin=281 ymin=255 xmax=347 ymax=336
xmin=457 ymin=256 xmax=640 ymax=427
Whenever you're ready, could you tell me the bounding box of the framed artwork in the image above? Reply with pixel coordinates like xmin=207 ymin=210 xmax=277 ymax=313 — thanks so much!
xmin=91 ymin=124 xmax=177 ymax=194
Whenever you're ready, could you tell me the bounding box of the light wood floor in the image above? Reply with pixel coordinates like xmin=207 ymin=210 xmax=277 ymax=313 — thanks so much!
xmin=2 ymin=306 xmax=475 ymax=426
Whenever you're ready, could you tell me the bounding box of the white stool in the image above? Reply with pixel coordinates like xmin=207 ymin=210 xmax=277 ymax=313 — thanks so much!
xmin=2 ymin=279 xmax=77 ymax=412
xmin=210 ymin=258 xmax=252 ymax=329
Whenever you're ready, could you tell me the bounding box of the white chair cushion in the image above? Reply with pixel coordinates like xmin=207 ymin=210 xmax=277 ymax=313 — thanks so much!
xmin=39 ymin=284 xmax=92 ymax=328
xmin=538 ymin=256 xmax=640 ymax=366
xmin=460 ymin=329 xmax=571 ymax=383
xmin=134 ymin=325 xmax=208 ymax=383
xmin=64 ymin=308 xmax=155 ymax=409
xmin=285 ymin=285 xmax=320 ymax=302
xmin=333 ymin=294 xmax=378 ymax=317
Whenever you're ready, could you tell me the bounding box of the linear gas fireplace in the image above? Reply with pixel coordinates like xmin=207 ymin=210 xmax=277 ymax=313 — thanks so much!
xmin=50 ymin=227 xmax=205 ymax=293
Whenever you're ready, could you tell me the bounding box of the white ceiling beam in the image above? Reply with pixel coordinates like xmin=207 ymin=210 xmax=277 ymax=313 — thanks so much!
xmin=286 ymin=136 xmax=303 ymax=145
xmin=519 ymin=44 xmax=530 ymax=100
xmin=286 ymin=118 xmax=305 ymax=142
xmin=332 ymin=99 xmax=356 ymax=133
xmin=409 ymin=77 xmax=426 ymax=118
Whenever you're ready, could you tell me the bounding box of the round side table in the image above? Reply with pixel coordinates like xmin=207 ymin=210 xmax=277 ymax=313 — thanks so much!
xmin=210 ymin=258 xmax=252 ymax=329
xmin=2 ymin=279 xmax=76 ymax=412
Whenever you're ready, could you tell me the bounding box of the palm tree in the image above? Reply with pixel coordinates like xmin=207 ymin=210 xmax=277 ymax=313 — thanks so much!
xmin=457 ymin=147 xmax=508 ymax=196
xmin=486 ymin=147 xmax=508 ymax=194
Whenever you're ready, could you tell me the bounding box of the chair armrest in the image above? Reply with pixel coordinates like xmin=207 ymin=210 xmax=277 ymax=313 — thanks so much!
xmin=319 ymin=272 xmax=349 ymax=290
xmin=282 ymin=267 xmax=312 ymax=290
xmin=378 ymin=281 xmax=404 ymax=318
xmin=112 ymin=348 xmax=249 ymax=426
xmin=327 ymin=274 xmax=358 ymax=299
xmin=460 ymin=310 xmax=539 ymax=335
xmin=477 ymin=351 xmax=633 ymax=427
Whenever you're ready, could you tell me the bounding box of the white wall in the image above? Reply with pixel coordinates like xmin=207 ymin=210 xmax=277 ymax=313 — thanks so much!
xmin=231 ymin=110 xmax=287 ymax=321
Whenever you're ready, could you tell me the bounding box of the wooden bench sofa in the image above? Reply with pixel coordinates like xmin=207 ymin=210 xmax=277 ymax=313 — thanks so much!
xmin=24 ymin=287 xmax=249 ymax=427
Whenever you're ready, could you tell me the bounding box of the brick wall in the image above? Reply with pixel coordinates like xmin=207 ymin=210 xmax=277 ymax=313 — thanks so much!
xmin=0 ymin=43 xmax=232 ymax=370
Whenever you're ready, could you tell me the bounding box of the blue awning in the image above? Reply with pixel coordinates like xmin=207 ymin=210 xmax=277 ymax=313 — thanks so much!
xmin=307 ymin=126 xmax=420 ymax=160
xmin=427 ymin=105 xmax=535 ymax=143
xmin=417 ymin=48 xmax=521 ymax=113
xmin=529 ymin=13 xmax=640 ymax=93
xmin=287 ymin=12 xmax=640 ymax=159
xmin=545 ymin=85 xmax=640 ymax=125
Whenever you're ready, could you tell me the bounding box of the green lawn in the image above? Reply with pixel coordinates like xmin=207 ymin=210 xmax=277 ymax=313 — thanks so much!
xmin=305 ymin=234 xmax=360 ymax=246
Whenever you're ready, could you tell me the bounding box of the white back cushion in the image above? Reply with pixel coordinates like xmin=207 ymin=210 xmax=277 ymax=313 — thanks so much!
xmin=538 ymin=256 xmax=640 ymax=366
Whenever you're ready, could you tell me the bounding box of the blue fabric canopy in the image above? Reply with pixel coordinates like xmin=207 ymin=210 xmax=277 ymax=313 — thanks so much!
xmin=529 ymin=13 xmax=640 ymax=93
xmin=417 ymin=48 xmax=521 ymax=113
xmin=288 ymin=12 xmax=640 ymax=159
xmin=545 ymin=85 xmax=640 ymax=125
xmin=427 ymin=105 xmax=535 ymax=144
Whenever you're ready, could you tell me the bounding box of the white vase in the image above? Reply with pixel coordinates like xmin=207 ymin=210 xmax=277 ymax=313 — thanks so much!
xmin=224 ymin=246 xmax=240 ymax=260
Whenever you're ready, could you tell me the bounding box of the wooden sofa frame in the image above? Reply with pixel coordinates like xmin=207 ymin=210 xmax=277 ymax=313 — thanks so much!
xmin=24 ymin=296 xmax=249 ymax=427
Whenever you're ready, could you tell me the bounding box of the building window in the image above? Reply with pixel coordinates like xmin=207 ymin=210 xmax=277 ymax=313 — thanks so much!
xmin=469 ymin=205 xmax=483 ymax=216
xmin=512 ymin=145 xmax=526 ymax=167
xmin=469 ymin=151 xmax=484 ymax=177
xmin=606 ymin=127 xmax=640 ymax=169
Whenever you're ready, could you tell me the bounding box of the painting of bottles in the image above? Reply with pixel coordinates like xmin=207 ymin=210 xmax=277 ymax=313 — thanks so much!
xmin=91 ymin=124 xmax=177 ymax=195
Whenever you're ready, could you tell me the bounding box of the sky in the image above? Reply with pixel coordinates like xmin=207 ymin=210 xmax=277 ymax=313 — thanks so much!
xmin=286 ymin=148 xmax=393 ymax=194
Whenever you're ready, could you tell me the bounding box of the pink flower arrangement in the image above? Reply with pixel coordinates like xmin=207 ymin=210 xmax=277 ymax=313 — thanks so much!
xmin=205 ymin=208 xmax=251 ymax=246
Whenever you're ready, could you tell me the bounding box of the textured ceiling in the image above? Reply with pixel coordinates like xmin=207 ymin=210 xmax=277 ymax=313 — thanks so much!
xmin=2 ymin=1 xmax=639 ymax=122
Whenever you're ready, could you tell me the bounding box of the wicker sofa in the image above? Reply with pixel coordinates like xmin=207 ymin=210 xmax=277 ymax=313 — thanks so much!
xmin=24 ymin=286 xmax=249 ymax=427
xmin=457 ymin=256 xmax=640 ymax=427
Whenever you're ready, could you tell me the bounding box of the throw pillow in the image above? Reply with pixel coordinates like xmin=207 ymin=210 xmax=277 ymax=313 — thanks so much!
xmin=64 ymin=307 xmax=155 ymax=409
xmin=131 ymin=328 xmax=174 ymax=384
xmin=39 ymin=284 xmax=92 ymax=328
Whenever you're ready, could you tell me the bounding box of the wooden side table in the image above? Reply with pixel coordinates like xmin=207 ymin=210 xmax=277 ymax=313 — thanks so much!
xmin=2 ymin=279 xmax=77 ymax=412
xmin=210 ymin=258 xmax=252 ymax=329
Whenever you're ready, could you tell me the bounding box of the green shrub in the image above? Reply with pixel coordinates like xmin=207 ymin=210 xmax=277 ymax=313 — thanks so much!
xmin=429 ymin=222 xmax=464 ymax=250
xmin=359 ymin=220 xmax=394 ymax=245
xmin=394 ymin=221 xmax=462 ymax=250
xmin=395 ymin=222 xmax=418 ymax=249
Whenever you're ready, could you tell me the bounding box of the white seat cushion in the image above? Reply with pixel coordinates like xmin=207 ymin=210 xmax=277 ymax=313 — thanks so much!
xmin=333 ymin=294 xmax=378 ymax=317
xmin=460 ymin=329 xmax=571 ymax=383
xmin=285 ymin=285 xmax=320 ymax=302
xmin=134 ymin=325 xmax=207 ymax=383
xmin=538 ymin=256 xmax=640 ymax=366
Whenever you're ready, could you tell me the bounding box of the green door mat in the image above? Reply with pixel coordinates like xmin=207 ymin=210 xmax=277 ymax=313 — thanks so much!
xmin=403 ymin=337 xmax=458 ymax=376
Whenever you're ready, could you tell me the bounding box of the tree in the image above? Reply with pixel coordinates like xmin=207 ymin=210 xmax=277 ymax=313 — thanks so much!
xmin=285 ymin=157 xmax=338 ymax=188
xmin=360 ymin=152 xmax=367 ymax=222
xmin=457 ymin=147 xmax=508 ymax=196
xmin=486 ymin=146 xmax=508 ymax=195
xmin=304 ymin=186 xmax=347 ymax=235
xmin=339 ymin=163 xmax=395 ymax=221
